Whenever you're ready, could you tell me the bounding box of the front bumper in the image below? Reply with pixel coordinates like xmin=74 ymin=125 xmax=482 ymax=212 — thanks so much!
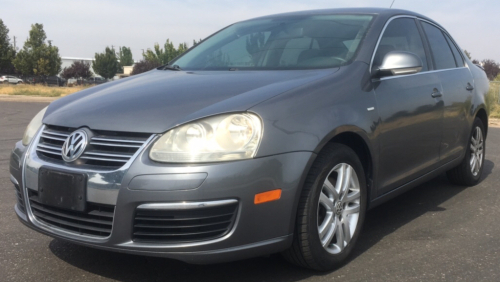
xmin=10 ymin=133 xmax=315 ymax=264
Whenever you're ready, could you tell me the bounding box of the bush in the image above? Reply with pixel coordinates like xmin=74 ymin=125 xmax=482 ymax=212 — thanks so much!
xmin=61 ymin=61 xmax=93 ymax=80
xmin=131 ymin=60 xmax=162 ymax=75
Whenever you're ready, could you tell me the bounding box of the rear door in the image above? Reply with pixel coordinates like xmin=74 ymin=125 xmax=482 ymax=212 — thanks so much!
xmin=372 ymin=17 xmax=444 ymax=195
xmin=419 ymin=21 xmax=474 ymax=163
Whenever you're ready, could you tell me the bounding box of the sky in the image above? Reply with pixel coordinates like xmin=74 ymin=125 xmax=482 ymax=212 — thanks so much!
xmin=2 ymin=0 xmax=499 ymax=63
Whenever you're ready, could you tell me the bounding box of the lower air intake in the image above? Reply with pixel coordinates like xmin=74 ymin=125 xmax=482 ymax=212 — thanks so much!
xmin=133 ymin=201 xmax=238 ymax=243
xmin=28 ymin=190 xmax=115 ymax=238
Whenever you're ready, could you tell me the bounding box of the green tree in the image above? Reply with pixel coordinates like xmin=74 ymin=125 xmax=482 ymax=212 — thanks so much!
xmin=118 ymin=46 xmax=134 ymax=65
xmin=118 ymin=46 xmax=134 ymax=70
xmin=463 ymin=50 xmax=472 ymax=60
xmin=143 ymin=39 xmax=190 ymax=65
xmin=12 ymin=23 xmax=62 ymax=76
xmin=193 ymin=38 xmax=202 ymax=46
xmin=0 ymin=19 xmax=16 ymax=74
xmin=92 ymin=47 xmax=120 ymax=79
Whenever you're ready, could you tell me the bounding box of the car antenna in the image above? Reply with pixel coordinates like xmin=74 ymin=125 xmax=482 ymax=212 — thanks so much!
xmin=390 ymin=0 xmax=396 ymax=8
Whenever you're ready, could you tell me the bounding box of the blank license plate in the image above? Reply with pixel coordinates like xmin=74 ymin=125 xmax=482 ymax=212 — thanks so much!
xmin=38 ymin=167 xmax=87 ymax=212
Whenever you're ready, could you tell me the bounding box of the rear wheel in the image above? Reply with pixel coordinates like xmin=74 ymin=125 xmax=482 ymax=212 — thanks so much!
xmin=282 ymin=143 xmax=367 ymax=270
xmin=447 ymin=117 xmax=486 ymax=186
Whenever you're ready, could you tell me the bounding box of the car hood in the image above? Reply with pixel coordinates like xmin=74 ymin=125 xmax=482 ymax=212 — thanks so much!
xmin=44 ymin=69 xmax=337 ymax=133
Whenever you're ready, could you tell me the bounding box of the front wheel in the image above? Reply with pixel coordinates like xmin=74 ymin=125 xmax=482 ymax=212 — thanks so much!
xmin=447 ymin=117 xmax=486 ymax=186
xmin=282 ymin=143 xmax=367 ymax=270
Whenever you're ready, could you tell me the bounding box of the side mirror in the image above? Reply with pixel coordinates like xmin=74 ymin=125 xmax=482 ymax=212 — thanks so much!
xmin=374 ymin=51 xmax=423 ymax=77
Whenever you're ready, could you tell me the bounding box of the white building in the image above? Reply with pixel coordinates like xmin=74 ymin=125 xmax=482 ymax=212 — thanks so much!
xmin=61 ymin=57 xmax=134 ymax=79
xmin=60 ymin=57 xmax=100 ymax=77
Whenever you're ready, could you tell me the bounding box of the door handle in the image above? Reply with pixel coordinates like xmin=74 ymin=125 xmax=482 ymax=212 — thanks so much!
xmin=431 ymin=88 xmax=442 ymax=98
xmin=466 ymin=83 xmax=474 ymax=91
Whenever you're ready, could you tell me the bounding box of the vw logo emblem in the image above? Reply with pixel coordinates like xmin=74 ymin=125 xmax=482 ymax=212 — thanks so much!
xmin=62 ymin=129 xmax=88 ymax=162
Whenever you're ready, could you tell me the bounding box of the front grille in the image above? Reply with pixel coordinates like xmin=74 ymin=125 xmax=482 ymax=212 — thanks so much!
xmin=133 ymin=202 xmax=239 ymax=243
xmin=13 ymin=182 xmax=25 ymax=213
xmin=28 ymin=190 xmax=115 ymax=237
xmin=36 ymin=125 xmax=152 ymax=169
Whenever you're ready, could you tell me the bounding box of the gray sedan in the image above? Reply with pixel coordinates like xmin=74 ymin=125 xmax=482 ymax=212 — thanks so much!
xmin=10 ymin=8 xmax=489 ymax=271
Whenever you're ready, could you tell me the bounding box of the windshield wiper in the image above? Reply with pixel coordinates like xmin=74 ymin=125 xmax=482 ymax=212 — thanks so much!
xmin=161 ymin=64 xmax=182 ymax=71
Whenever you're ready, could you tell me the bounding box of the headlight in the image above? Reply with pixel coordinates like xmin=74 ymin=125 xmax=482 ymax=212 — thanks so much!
xmin=150 ymin=113 xmax=263 ymax=163
xmin=22 ymin=106 xmax=47 ymax=146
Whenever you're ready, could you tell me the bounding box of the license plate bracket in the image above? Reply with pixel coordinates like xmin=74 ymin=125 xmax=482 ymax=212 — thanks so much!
xmin=38 ymin=167 xmax=87 ymax=212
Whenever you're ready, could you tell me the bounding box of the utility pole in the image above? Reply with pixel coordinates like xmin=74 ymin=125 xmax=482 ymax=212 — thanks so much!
xmin=13 ymin=36 xmax=16 ymax=51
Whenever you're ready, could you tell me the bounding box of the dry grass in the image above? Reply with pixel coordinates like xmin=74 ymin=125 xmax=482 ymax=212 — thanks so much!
xmin=0 ymin=84 xmax=87 ymax=97
xmin=487 ymin=83 xmax=500 ymax=118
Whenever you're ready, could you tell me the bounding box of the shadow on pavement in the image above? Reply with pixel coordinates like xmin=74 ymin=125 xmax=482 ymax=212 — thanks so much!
xmin=48 ymin=159 xmax=495 ymax=282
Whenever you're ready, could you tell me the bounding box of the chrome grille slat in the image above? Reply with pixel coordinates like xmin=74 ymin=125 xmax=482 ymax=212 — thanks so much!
xmin=43 ymin=129 xmax=70 ymax=137
xmin=80 ymin=156 xmax=128 ymax=163
xmin=92 ymin=137 xmax=146 ymax=144
xmin=36 ymin=148 xmax=63 ymax=156
xmin=89 ymin=141 xmax=142 ymax=148
xmin=37 ymin=143 xmax=62 ymax=151
xmin=83 ymin=151 xmax=134 ymax=158
xmin=40 ymin=134 xmax=67 ymax=141
xmin=36 ymin=126 xmax=152 ymax=168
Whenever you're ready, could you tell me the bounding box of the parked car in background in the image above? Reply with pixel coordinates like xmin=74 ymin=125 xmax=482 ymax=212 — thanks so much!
xmin=0 ymin=75 xmax=23 ymax=84
xmin=11 ymin=8 xmax=489 ymax=271
xmin=45 ymin=76 xmax=66 ymax=87
xmin=85 ymin=77 xmax=107 ymax=85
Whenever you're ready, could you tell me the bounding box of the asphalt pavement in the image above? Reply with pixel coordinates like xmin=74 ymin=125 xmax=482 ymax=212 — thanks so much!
xmin=1 ymin=100 xmax=499 ymax=282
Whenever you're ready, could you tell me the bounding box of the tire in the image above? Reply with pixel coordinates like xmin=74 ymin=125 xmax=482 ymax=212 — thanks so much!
xmin=446 ymin=117 xmax=486 ymax=186
xmin=282 ymin=143 xmax=367 ymax=271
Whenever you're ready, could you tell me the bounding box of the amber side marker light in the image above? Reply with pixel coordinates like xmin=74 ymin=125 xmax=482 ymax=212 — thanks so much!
xmin=254 ymin=189 xmax=282 ymax=204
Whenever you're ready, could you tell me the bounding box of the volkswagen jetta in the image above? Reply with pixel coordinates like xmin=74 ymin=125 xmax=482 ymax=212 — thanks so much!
xmin=10 ymin=8 xmax=489 ymax=270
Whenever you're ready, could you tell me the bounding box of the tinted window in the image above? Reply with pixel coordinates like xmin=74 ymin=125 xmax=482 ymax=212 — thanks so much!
xmin=172 ymin=15 xmax=373 ymax=70
xmin=374 ymin=18 xmax=428 ymax=71
xmin=444 ymin=34 xmax=464 ymax=67
xmin=421 ymin=22 xmax=456 ymax=70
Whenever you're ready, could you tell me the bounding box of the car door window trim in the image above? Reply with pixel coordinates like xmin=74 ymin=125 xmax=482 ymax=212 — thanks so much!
xmin=376 ymin=67 xmax=468 ymax=81
xmin=418 ymin=18 xmax=467 ymax=68
xmin=370 ymin=15 xmax=470 ymax=81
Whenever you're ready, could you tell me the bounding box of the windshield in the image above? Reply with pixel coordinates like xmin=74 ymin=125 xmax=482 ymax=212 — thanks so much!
xmin=171 ymin=14 xmax=373 ymax=71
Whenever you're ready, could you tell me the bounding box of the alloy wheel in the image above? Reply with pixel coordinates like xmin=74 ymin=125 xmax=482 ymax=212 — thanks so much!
xmin=317 ymin=163 xmax=361 ymax=254
xmin=470 ymin=126 xmax=484 ymax=176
